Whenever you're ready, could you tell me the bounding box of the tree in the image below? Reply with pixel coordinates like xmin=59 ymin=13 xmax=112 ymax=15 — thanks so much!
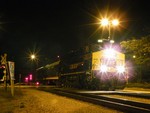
xmin=120 ymin=36 xmax=150 ymax=82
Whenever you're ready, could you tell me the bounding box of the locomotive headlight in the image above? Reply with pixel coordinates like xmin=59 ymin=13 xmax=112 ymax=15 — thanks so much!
xmin=116 ymin=66 xmax=125 ymax=73
xmin=100 ymin=65 xmax=108 ymax=72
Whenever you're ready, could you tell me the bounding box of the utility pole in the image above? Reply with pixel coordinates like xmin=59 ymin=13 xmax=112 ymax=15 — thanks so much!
xmin=8 ymin=61 xmax=15 ymax=96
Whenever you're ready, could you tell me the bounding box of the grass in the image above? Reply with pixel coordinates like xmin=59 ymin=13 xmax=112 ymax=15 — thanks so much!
xmin=125 ymin=83 xmax=150 ymax=89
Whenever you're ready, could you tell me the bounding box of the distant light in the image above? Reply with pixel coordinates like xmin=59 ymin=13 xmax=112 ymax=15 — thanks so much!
xmin=29 ymin=74 xmax=32 ymax=81
xmin=36 ymin=82 xmax=39 ymax=85
xmin=100 ymin=65 xmax=107 ymax=72
xmin=133 ymin=55 xmax=136 ymax=58
xmin=116 ymin=66 xmax=125 ymax=73
xmin=98 ymin=39 xmax=103 ymax=43
xmin=25 ymin=77 xmax=28 ymax=80
xmin=25 ymin=77 xmax=29 ymax=82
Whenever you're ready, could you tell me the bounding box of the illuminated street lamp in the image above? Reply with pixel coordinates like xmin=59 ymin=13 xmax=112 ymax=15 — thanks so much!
xmin=31 ymin=54 xmax=36 ymax=60
xmin=100 ymin=18 xmax=119 ymax=40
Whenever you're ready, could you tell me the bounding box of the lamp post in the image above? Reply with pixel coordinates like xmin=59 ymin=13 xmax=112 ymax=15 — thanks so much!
xmin=100 ymin=18 xmax=119 ymax=42
xmin=30 ymin=54 xmax=37 ymax=83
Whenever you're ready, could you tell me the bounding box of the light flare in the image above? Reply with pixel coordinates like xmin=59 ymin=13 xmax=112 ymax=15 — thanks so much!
xmin=104 ymin=48 xmax=116 ymax=59
xmin=100 ymin=65 xmax=108 ymax=72
xmin=116 ymin=66 xmax=125 ymax=73
xmin=101 ymin=18 xmax=109 ymax=26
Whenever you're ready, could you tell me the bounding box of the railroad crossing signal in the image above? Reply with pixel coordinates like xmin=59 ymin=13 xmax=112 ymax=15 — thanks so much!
xmin=0 ymin=54 xmax=7 ymax=90
xmin=1 ymin=53 xmax=7 ymax=64
xmin=0 ymin=54 xmax=15 ymax=96
xmin=0 ymin=53 xmax=7 ymax=78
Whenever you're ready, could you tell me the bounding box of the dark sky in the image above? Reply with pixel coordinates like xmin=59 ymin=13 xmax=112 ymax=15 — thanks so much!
xmin=0 ymin=0 xmax=150 ymax=77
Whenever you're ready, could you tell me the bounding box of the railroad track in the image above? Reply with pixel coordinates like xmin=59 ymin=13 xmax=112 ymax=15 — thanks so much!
xmin=95 ymin=91 xmax=150 ymax=99
xmin=38 ymin=88 xmax=150 ymax=113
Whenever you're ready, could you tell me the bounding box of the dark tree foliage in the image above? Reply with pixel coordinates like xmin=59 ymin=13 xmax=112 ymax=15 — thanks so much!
xmin=120 ymin=36 xmax=150 ymax=65
xmin=120 ymin=36 xmax=150 ymax=82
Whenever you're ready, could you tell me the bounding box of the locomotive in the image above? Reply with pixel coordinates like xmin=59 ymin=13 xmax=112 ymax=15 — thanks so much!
xmin=37 ymin=43 xmax=127 ymax=90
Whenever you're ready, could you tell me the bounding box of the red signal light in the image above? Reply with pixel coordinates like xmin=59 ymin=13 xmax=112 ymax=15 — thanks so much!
xmin=0 ymin=65 xmax=5 ymax=69
xmin=29 ymin=74 xmax=32 ymax=80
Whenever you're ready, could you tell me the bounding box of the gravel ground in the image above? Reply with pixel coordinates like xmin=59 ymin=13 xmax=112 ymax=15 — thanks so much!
xmin=0 ymin=88 xmax=122 ymax=113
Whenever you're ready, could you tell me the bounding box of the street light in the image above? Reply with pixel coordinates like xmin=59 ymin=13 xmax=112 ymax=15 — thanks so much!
xmin=100 ymin=18 xmax=119 ymax=40
xmin=31 ymin=54 xmax=36 ymax=60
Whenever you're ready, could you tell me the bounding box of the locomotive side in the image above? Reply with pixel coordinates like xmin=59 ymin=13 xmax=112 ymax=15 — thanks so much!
xmin=58 ymin=47 xmax=92 ymax=89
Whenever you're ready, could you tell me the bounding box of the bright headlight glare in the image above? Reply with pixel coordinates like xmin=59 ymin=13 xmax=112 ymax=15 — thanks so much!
xmin=104 ymin=48 xmax=116 ymax=59
xmin=116 ymin=66 xmax=125 ymax=73
xmin=100 ymin=65 xmax=107 ymax=72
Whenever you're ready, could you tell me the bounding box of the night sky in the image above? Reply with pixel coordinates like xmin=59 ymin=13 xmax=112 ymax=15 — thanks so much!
xmin=0 ymin=0 xmax=150 ymax=78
